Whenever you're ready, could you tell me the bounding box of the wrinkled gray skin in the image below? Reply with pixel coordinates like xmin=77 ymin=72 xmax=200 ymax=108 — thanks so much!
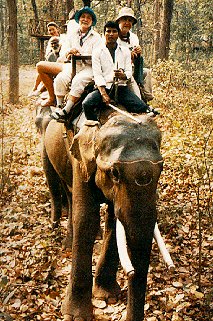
xmin=36 ymin=108 xmax=163 ymax=321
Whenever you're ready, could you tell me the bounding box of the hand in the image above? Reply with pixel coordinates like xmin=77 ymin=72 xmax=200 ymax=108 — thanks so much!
xmin=132 ymin=45 xmax=142 ymax=56
xmin=114 ymin=69 xmax=127 ymax=80
xmin=101 ymin=93 xmax=111 ymax=105
xmin=66 ymin=49 xmax=81 ymax=59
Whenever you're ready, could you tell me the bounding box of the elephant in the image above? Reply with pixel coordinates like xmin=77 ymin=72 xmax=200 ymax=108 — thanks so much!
xmin=36 ymin=107 xmax=163 ymax=321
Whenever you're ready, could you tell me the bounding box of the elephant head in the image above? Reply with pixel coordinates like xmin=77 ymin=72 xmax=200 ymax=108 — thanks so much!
xmin=71 ymin=114 xmax=162 ymax=214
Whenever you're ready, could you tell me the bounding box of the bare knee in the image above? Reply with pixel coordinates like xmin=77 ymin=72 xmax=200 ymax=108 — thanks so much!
xmin=36 ymin=61 xmax=46 ymax=73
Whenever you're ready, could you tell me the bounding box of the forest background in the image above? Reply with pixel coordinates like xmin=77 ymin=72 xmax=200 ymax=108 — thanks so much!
xmin=0 ymin=0 xmax=212 ymax=65
xmin=0 ymin=0 xmax=212 ymax=320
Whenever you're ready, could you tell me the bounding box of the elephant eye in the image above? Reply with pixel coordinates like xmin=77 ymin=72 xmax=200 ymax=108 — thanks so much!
xmin=111 ymin=167 xmax=120 ymax=182
xmin=152 ymin=141 xmax=158 ymax=151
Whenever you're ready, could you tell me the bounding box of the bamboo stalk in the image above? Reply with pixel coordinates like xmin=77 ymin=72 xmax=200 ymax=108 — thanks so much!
xmin=109 ymin=103 xmax=142 ymax=124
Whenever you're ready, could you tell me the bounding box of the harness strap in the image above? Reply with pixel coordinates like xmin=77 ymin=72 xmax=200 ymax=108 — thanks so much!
xmin=61 ymin=124 xmax=73 ymax=165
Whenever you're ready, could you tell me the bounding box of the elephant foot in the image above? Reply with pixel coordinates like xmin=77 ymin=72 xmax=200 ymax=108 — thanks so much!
xmin=62 ymin=285 xmax=93 ymax=321
xmin=93 ymin=281 xmax=121 ymax=303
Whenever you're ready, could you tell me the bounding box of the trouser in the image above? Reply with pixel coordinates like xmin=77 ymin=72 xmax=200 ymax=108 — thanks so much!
xmin=83 ymin=86 xmax=148 ymax=121
xmin=54 ymin=62 xmax=93 ymax=98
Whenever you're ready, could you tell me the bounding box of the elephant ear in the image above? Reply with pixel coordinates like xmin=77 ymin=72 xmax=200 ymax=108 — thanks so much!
xmin=70 ymin=121 xmax=100 ymax=182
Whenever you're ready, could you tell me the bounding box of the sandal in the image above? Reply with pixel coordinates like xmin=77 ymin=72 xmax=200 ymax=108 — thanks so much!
xmin=51 ymin=108 xmax=68 ymax=122
xmin=41 ymin=99 xmax=56 ymax=107
xmin=146 ymin=106 xmax=160 ymax=117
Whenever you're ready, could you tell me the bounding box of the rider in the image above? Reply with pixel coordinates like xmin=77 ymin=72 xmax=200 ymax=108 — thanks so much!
xmin=82 ymin=21 xmax=150 ymax=121
xmin=51 ymin=6 xmax=102 ymax=121
xmin=116 ymin=7 xmax=154 ymax=102
xmin=28 ymin=22 xmax=61 ymax=98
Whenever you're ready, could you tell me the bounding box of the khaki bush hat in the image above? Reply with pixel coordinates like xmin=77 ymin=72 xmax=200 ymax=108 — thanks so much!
xmin=116 ymin=7 xmax=137 ymax=25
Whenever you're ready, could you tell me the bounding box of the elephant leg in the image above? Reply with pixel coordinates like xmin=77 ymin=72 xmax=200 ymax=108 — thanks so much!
xmin=93 ymin=202 xmax=121 ymax=301
xmin=42 ymin=146 xmax=62 ymax=227
xmin=62 ymin=163 xmax=100 ymax=320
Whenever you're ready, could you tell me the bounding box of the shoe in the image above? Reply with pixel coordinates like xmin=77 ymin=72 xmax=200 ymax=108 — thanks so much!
xmin=28 ymin=89 xmax=41 ymax=97
xmin=41 ymin=99 xmax=56 ymax=107
xmin=146 ymin=106 xmax=160 ymax=117
xmin=51 ymin=108 xmax=68 ymax=122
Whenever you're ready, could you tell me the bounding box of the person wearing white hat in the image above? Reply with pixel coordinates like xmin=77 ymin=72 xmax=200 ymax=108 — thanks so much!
xmin=51 ymin=6 xmax=102 ymax=121
xmin=116 ymin=7 xmax=154 ymax=102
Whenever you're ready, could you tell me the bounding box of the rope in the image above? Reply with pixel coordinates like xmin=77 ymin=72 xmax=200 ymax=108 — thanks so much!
xmin=135 ymin=177 xmax=153 ymax=186
xmin=61 ymin=124 xmax=73 ymax=165
xmin=97 ymin=158 xmax=163 ymax=166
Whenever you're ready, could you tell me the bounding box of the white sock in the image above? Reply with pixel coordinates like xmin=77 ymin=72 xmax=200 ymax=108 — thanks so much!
xmin=56 ymin=96 xmax=64 ymax=106
xmin=63 ymin=100 xmax=74 ymax=113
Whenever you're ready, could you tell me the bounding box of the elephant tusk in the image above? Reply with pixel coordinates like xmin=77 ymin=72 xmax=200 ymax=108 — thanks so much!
xmin=116 ymin=219 xmax=135 ymax=276
xmin=154 ymin=223 xmax=175 ymax=270
xmin=116 ymin=220 xmax=174 ymax=275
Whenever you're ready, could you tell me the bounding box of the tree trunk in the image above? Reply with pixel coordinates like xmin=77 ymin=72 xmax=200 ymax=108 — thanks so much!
xmin=6 ymin=0 xmax=19 ymax=104
xmin=0 ymin=2 xmax=5 ymax=48
xmin=31 ymin=0 xmax=39 ymax=22
xmin=153 ymin=0 xmax=161 ymax=63
xmin=48 ymin=0 xmax=54 ymax=19
xmin=159 ymin=0 xmax=174 ymax=60
xmin=66 ymin=0 xmax=74 ymax=17
xmin=82 ymin=0 xmax=91 ymax=7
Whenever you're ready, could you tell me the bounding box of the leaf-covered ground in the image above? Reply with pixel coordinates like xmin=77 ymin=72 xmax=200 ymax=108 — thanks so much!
xmin=0 ymin=63 xmax=212 ymax=321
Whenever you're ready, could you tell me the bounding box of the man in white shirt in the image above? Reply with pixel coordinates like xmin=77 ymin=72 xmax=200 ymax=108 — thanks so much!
xmin=82 ymin=21 xmax=149 ymax=121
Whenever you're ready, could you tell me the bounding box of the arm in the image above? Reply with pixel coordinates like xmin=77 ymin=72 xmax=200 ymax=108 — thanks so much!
xmin=129 ymin=32 xmax=142 ymax=58
xmin=97 ymin=86 xmax=111 ymax=105
xmin=92 ymin=49 xmax=111 ymax=105
xmin=92 ymin=48 xmax=107 ymax=88
xmin=123 ymin=47 xmax=133 ymax=80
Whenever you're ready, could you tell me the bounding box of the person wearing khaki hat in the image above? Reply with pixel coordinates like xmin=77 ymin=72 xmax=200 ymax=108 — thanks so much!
xmin=116 ymin=7 xmax=154 ymax=103
xmin=116 ymin=7 xmax=137 ymax=25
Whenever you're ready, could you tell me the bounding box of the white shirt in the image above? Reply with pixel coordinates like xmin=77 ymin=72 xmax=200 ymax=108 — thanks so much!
xmin=60 ymin=27 xmax=102 ymax=63
xmin=92 ymin=44 xmax=132 ymax=89
xmin=117 ymin=31 xmax=139 ymax=51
